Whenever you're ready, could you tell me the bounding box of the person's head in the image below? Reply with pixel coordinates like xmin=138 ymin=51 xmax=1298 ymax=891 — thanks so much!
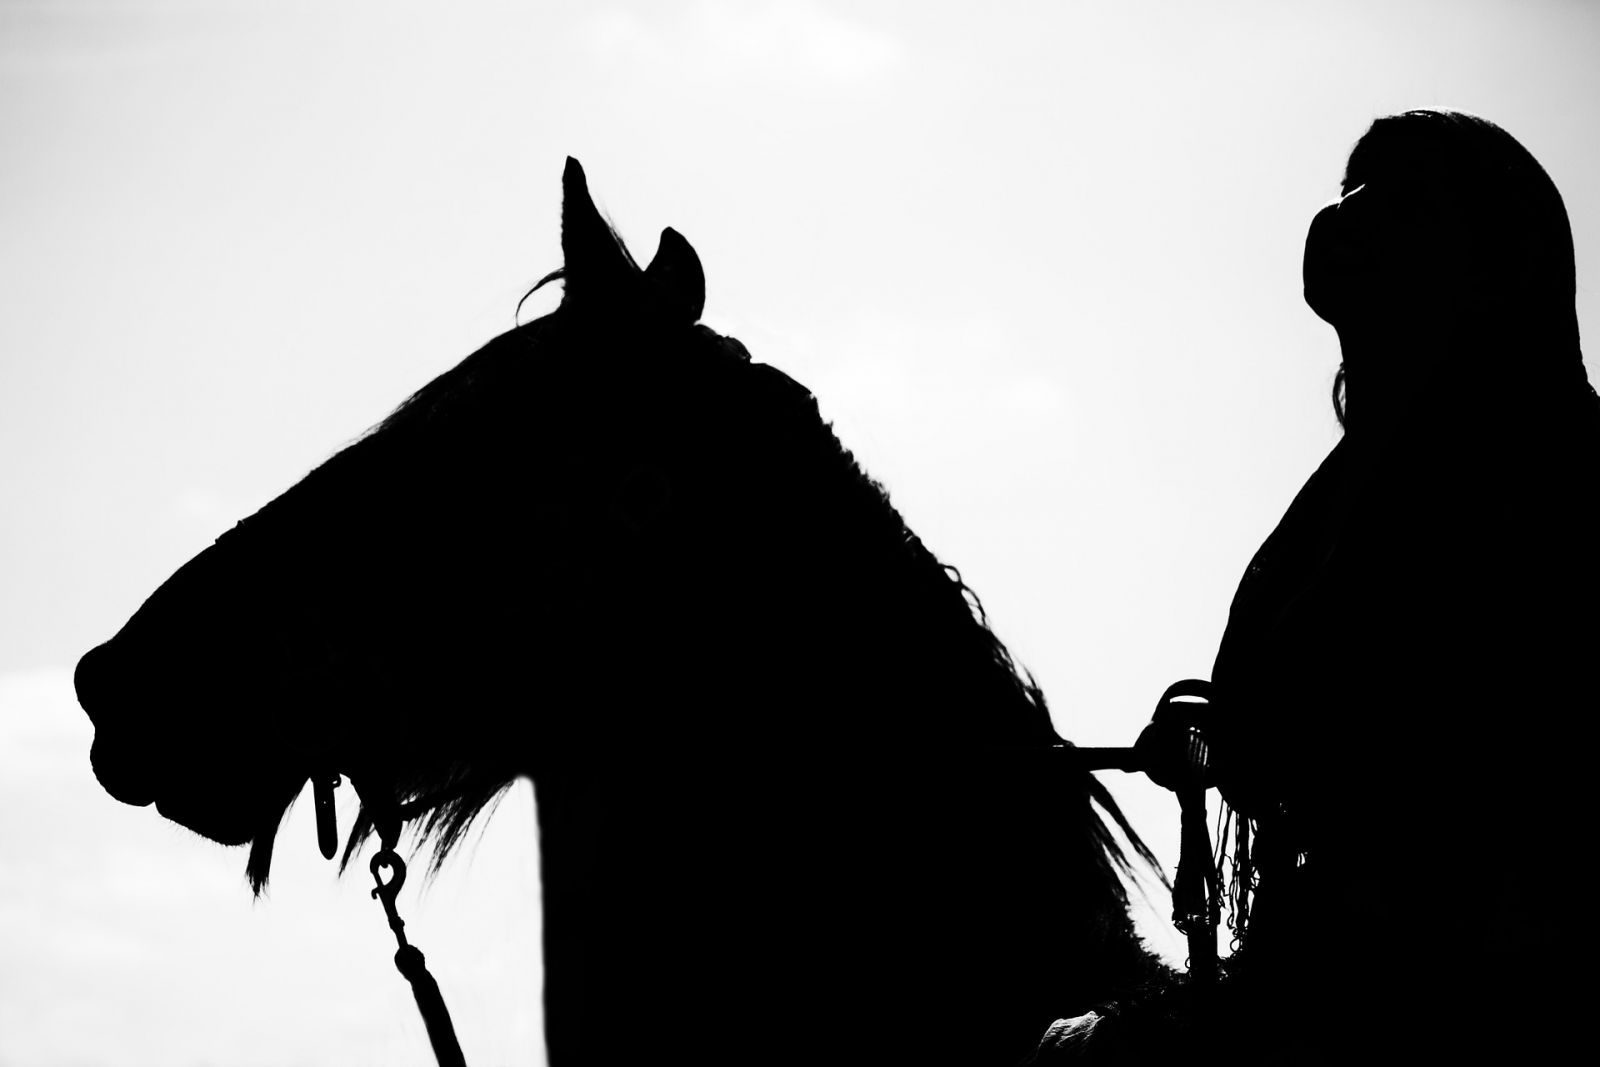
xmin=1303 ymin=109 xmax=1581 ymax=427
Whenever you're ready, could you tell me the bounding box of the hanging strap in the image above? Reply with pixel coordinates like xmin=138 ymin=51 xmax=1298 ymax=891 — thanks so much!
xmin=1142 ymin=681 xmax=1223 ymax=985
xmin=1172 ymin=783 xmax=1221 ymax=984
xmin=1076 ymin=680 xmax=1224 ymax=985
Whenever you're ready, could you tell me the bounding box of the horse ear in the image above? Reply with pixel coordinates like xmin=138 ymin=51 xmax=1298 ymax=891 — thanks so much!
xmin=561 ymin=157 xmax=637 ymax=301
xmin=644 ymin=227 xmax=705 ymax=324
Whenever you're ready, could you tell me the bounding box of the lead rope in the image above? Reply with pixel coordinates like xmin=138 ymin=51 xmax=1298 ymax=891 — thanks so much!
xmin=314 ymin=775 xmax=469 ymax=1067
xmin=370 ymin=842 xmax=468 ymax=1067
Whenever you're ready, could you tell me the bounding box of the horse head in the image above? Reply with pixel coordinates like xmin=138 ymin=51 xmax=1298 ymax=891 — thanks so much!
xmin=76 ymin=159 xmax=748 ymax=867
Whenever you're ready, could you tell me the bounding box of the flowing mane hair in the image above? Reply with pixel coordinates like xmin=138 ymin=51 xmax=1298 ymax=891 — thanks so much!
xmin=229 ymin=267 xmax=1158 ymax=897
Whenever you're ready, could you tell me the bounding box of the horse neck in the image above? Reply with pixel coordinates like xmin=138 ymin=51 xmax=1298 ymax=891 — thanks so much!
xmin=524 ymin=629 xmax=1134 ymax=1065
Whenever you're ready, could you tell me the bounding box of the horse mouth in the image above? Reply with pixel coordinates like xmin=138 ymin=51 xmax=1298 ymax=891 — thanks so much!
xmin=78 ymin=641 xmax=290 ymax=850
xmin=154 ymin=792 xmax=256 ymax=847
xmin=89 ymin=730 xmax=259 ymax=846
xmin=88 ymin=733 xmax=159 ymax=808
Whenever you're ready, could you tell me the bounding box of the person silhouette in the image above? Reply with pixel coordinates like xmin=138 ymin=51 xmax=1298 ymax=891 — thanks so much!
xmin=1207 ymin=109 xmax=1598 ymax=1059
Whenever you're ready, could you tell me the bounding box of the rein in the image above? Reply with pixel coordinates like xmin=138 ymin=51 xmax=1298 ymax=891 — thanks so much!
xmin=313 ymin=774 xmax=470 ymax=1067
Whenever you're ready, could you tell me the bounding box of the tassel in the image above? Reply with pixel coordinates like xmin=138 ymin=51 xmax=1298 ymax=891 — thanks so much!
xmin=395 ymin=944 xmax=469 ymax=1067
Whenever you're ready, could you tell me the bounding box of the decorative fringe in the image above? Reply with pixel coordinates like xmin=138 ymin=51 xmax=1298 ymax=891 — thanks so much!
xmin=1171 ymin=785 xmax=1222 ymax=982
xmin=1213 ymin=800 xmax=1257 ymax=952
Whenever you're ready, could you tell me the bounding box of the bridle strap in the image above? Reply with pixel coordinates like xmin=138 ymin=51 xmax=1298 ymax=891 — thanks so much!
xmin=313 ymin=773 xmax=340 ymax=860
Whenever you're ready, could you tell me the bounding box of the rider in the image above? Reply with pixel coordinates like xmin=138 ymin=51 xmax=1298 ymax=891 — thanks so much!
xmin=1207 ymin=109 xmax=1599 ymax=1059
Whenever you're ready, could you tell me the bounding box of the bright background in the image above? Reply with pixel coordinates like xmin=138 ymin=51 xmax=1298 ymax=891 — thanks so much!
xmin=3 ymin=2 xmax=1597 ymax=1064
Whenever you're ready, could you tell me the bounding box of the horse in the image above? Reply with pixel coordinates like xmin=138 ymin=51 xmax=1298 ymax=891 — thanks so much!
xmin=74 ymin=159 xmax=1172 ymax=1065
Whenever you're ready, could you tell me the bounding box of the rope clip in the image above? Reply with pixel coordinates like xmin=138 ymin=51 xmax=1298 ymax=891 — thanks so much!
xmin=370 ymin=848 xmax=409 ymax=946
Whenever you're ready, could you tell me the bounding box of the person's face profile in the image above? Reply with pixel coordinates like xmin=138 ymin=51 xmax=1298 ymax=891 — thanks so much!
xmin=1304 ymin=141 xmax=1473 ymax=334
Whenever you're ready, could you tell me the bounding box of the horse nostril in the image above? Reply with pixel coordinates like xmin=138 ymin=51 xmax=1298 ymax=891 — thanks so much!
xmin=75 ymin=642 xmax=114 ymax=725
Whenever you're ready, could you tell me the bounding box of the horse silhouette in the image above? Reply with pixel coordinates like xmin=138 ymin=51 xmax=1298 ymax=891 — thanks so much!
xmin=75 ymin=159 xmax=1171 ymax=1065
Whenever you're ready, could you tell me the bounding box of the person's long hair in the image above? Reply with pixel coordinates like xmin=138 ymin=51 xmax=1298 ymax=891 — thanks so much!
xmin=1330 ymin=109 xmax=1586 ymax=428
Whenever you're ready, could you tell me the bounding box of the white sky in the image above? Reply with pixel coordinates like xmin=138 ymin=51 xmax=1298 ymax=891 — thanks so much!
xmin=3 ymin=1 xmax=1597 ymax=1064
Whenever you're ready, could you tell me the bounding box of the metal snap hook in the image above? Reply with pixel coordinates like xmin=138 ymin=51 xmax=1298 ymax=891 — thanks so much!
xmin=371 ymin=848 xmax=407 ymax=898
xmin=370 ymin=848 xmax=410 ymax=946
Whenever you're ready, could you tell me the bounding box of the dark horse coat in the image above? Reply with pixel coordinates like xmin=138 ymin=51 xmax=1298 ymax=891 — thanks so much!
xmin=74 ymin=159 xmax=1171 ymax=1066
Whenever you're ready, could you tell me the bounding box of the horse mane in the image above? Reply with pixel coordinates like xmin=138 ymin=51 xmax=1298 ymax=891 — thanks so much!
xmin=301 ymin=313 xmax=1153 ymax=895
xmin=239 ymin=271 xmax=1156 ymax=907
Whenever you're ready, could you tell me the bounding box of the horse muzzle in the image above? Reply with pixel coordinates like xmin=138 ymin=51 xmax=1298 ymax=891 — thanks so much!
xmin=77 ymin=639 xmax=193 ymax=812
xmin=78 ymin=642 xmax=155 ymax=804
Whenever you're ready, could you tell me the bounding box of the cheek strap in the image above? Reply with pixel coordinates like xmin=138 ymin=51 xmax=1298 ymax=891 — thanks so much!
xmin=313 ymin=772 xmax=340 ymax=861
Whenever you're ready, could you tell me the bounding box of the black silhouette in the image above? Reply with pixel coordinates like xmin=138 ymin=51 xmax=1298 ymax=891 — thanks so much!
xmin=1190 ymin=110 xmax=1594 ymax=1062
xmin=74 ymin=159 xmax=1172 ymax=1065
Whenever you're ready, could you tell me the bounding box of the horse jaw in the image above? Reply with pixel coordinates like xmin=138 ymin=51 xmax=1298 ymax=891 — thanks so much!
xmin=154 ymin=790 xmax=260 ymax=847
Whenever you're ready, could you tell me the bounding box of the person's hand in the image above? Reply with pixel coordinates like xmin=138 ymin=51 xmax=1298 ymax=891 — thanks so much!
xmin=1133 ymin=717 xmax=1209 ymax=794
